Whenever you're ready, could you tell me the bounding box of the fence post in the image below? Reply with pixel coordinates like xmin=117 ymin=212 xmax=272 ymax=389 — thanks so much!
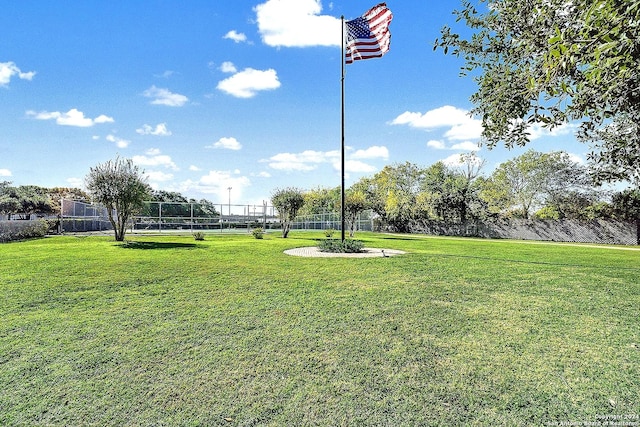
xmin=60 ymin=198 xmax=64 ymax=234
xmin=263 ymin=200 xmax=267 ymax=229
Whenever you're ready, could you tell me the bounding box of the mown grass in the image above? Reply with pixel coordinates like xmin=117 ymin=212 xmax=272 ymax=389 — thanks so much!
xmin=0 ymin=232 xmax=638 ymax=426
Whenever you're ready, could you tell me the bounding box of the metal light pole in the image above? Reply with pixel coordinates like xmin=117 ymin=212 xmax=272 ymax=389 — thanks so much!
xmin=227 ymin=187 xmax=232 ymax=216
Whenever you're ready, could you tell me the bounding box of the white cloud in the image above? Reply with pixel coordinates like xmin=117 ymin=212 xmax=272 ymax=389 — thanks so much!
xmin=94 ymin=115 xmax=114 ymax=124
xmin=132 ymin=149 xmax=178 ymax=170
xmin=0 ymin=168 xmax=12 ymax=177
xmin=27 ymin=109 xmax=114 ymax=127
xmin=106 ymin=134 xmax=131 ymax=148
xmin=390 ymin=112 xmax=423 ymax=127
xmin=441 ymin=153 xmax=484 ymax=169
xmin=269 ymin=160 xmax=317 ymax=172
xmin=217 ymin=68 xmax=281 ymax=98
xmin=136 ymin=123 xmax=172 ymax=136
xmin=208 ymin=137 xmax=242 ymax=151
xmin=442 ymin=153 xmax=486 ymax=169
xmin=224 ymin=30 xmax=248 ymax=43
xmin=427 ymin=140 xmax=446 ymax=150
xmin=428 ymin=139 xmax=480 ymax=152
xmin=193 ymin=170 xmax=252 ymax=201
xmin=351 ymin=146 xmax=389 ymax=160
xmin=143 ymin=85 xmax=188 ymax=107
xmin=253 ymin=171 xmax=272 ymax=178
xmin=395 ymin=106 xmax=580 ymax=149
xmin=264 ymin=147 xmax=381 ymax=174
xmin=254 ymin=0 xmax=341 ymax=47
xmin=342 ymin=160 xmax=377 ymax=174
xmin=566 ymin=152 xmax=585 ymax=165
xmin=145 ymin=170 xmax=174 ymax=182
xmin=220 ymin=61 xmax=238 ymax=74
xmin=265 ymin=149 xmax=339 ymax=171
xmin=528 ymin=122 xmax=579 ymax=141
xmin=391 ymin=106 xmax=471 ymax=129
xmin=451 ymin=141 xmax=480 ymax=151
xmin=189 ymin=165 xmax=202 ymax=172
xmin=155 ymin=70 xmax=175 ymax=79
xmin=391 ymin=105 xmax=483 ymax=142
xmin=444 ymin=122 xmax=484 ymax=141
xmin=0 ymin=61 xmax=35 ymax=86
xmin=66 ymin=177 xmax=83 ymax=187
xmin=441 ymin=154 xmax=468 ymax=167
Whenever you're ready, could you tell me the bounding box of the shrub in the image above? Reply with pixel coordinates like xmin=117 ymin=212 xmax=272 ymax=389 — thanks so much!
xmin=324 ymin=228 xmax=335 ymax=238
xmin=251 ymin=227 xmax=264 ymax=239
xmin=534 ymin=206 xmax=561 ymax=220
xmin=317 ymin=238 xmax=365 ymax=253
xmin=193 ymin=231 xmax=205 ymax=241
xmin=0 ymin=220 xmax=49 ymax=243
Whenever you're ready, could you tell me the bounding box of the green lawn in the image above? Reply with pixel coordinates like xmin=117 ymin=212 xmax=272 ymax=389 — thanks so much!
xmin=1 ymin=232 xmax=638 ymax=426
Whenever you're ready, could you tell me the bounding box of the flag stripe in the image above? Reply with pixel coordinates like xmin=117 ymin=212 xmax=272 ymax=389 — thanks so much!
xmin=345 ymin=3 xmax=393 ymax=64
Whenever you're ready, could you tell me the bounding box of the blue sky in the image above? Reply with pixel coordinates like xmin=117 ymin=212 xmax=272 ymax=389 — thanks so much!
xmin=0 ymin=0 xmax=586 ymax=208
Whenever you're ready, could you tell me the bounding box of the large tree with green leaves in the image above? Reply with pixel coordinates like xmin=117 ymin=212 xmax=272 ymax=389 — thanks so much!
xmin=299 ymin=186 xmax=340 ymax=216
xmin=435 ymin=0 xmax=640 ymax=184
xmin=85 ymin=157 xmax=151 ymax=241
xmin=362 ymin=162 xmax=425 ymax=232
xmin=420 ymin=154 xmax=486 ymax=223
xmin=481 ymin=150 xmax=587 ymax=219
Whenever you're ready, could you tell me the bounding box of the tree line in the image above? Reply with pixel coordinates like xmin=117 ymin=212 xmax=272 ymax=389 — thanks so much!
xmin=275 ymin=150 xmax=640 ymax=236
xmin=4 ymin=150 xmax=639 ymax=242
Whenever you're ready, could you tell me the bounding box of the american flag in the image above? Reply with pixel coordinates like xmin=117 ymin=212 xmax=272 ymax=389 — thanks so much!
xmin=345 ymin=3 xmax=393 ymax=65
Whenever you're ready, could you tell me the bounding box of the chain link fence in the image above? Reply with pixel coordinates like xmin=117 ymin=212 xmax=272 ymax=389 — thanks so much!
xmin=133 ymin=201 xmax=279 ymax=232
xmin=60 ymin=200 xmax=280 ymax=234
xmin=60 ymin=200 xmax=638 ymax=245
xmin=291 ymin=210 xmax=375 ymax=232
xmin=61 ymin=199 xmax=112 ymax=233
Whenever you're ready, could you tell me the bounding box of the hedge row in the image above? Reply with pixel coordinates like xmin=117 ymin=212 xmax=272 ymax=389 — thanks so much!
xmin=0 ymin=220 xmax=50 ymax=243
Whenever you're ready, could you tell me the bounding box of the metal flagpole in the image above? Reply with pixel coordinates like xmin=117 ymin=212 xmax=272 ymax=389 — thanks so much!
xmin=341 ymin=15 xmax=346 ymax=242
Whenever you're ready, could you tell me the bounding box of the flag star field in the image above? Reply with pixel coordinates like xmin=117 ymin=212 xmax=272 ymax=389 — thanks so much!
xmin=0 ymin=1 xmax=587 ymax=208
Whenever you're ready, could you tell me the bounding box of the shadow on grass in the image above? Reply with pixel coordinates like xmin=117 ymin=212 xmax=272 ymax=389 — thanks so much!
xmin=118 ymin=241 xmax=199 ymax=250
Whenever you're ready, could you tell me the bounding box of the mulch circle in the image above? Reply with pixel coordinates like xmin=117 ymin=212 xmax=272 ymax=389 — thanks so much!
xmin=284 ymin=247 xmax=406 ymax=258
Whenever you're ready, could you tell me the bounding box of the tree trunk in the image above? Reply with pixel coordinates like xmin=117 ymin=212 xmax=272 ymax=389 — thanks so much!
xmin=636 ymin=218 xmax=640 ymax=246
xmin=348 ymin=218 xmax=356 ymax=237
xmin=106 ymin=209 xmax=123 ymax=241
xmin=282 ymin=222 xmax=290 ymax=238
xmin=116 ymin=213 xmax=128 ymax=242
